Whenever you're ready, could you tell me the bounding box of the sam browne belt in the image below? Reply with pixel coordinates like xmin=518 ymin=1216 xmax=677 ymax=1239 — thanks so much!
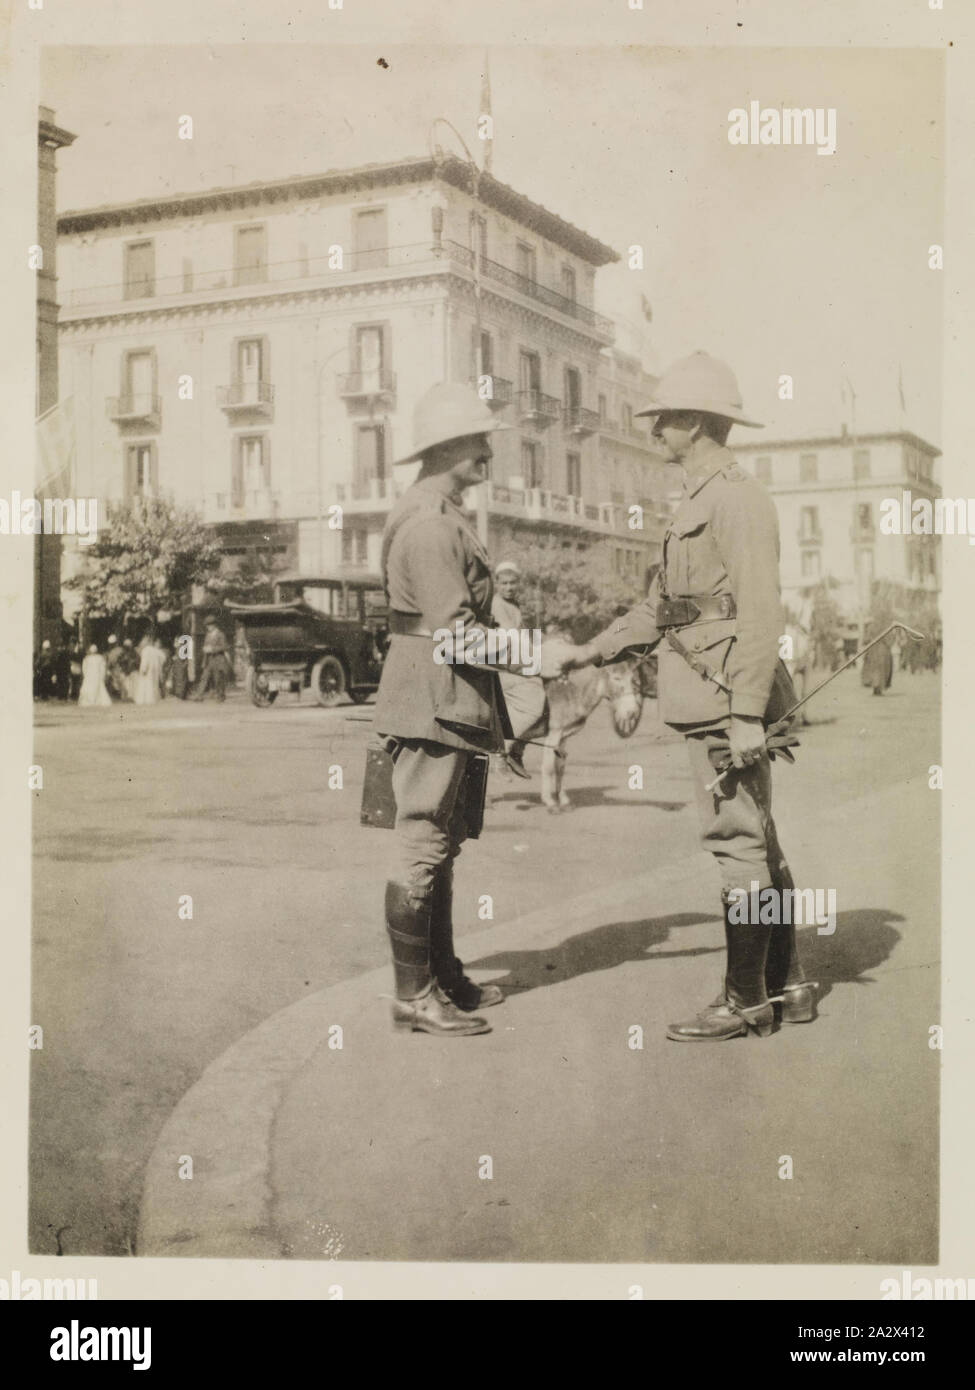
xmin=655 ymin=593 xmax=737 ymax=628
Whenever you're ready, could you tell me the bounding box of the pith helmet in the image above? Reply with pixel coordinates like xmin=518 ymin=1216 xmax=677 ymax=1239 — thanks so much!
xmin=395 ymin=381 xmax=511 ymax=465
xmin=636 ymin=351 xmax=763 ymax=428
xmin=495 ymin=560 xmax=520 ymax=576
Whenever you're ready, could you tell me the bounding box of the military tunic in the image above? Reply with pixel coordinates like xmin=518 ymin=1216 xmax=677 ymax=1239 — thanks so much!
xmin=374 ymin=476 xmax=511 ymax=904
xmin=591 ymin=438 xmax=795 ymax=896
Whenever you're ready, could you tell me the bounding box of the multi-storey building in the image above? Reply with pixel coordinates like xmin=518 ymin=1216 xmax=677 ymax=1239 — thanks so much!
xmin=36 ymin=105 xmax=76 ymax=645
xmin=732 ymin=429 xmax=941 ymax=619
xmin=595 ymin=347 xmax=675 ymax=586
xmin=56 ymin=155 xmax=665 ymax=601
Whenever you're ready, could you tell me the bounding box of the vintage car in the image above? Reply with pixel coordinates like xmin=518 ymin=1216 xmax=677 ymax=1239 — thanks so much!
xmin=228 ymin=571 xmax=389 ymax=708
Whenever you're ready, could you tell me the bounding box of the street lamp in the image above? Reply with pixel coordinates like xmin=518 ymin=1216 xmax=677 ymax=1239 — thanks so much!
xmin=429 ymin=118 xmax=484 ymax=371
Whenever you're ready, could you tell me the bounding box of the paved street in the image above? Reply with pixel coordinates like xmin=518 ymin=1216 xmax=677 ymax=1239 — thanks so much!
xmin=31 ymin=672 xmax=939 ymax=1262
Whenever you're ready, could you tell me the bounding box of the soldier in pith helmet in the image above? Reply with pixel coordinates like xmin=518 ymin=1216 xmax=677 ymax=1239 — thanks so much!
xmin=561 ymin=351 xmax=815 ymax=1041
xmin=373 ymin=382 xmax=564 ymax=1038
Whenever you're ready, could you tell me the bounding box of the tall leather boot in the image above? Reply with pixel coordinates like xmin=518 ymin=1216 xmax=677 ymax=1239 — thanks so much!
xmin=384 ymin=882 xmax=491 ymax=1037
xmin=667 ymin=898 xmax=775 ymax=1041
xmin=764 ymin=853 xmax=818 ymax=1024
xmin=430 ymin=866 xmax=504 ymax=1011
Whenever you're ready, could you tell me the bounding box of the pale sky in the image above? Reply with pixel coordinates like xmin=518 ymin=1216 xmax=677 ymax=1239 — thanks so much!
xmin=42 ymin=43 xmax=944 ymax=448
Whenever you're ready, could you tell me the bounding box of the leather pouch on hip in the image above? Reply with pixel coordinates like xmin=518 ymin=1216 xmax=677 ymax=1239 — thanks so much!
xmin=360 ymin=740 xmax=398 ymax=830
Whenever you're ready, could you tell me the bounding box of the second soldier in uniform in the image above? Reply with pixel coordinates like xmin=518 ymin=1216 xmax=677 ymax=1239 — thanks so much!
xmin=563 ymin=352 xmax=816 ymax=1042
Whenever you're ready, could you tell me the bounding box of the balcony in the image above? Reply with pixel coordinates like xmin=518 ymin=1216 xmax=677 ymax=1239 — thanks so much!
xmin=206 ymin=488 xmax=279 ymax=522
xmin=106 ymin=393 xmax=161 ymax=428
xmin=798 ymin=528 xmax=823 ymax=546
xmin=443 ymin=243 xmax=614 ymax=336
xmin=517 ymin=390 xmax=561 ymax=429
xmin=485 ymin=482 xmax=641 ymax=537
xmin=332 ymin=476 xmax=401 ymax=512
xmin=471 ymin=375 xmax=513 ymax=410
xmin=338 ymin=368 xmax=396 ymax=406
xmin=217 ymin=381 xmax=275 ymax=417
xmin=563 ymin=405 xmax=600 ymax=438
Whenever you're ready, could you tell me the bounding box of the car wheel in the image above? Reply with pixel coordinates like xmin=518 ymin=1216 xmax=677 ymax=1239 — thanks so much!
xmin=249 ymin=668 xmax=278 ymax=708
xmin=312 ymin=655 xmax=347 ymax=707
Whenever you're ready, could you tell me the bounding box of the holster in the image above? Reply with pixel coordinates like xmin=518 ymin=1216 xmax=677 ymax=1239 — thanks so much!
xmin=359 ymin=739 xmax=490 ymax=840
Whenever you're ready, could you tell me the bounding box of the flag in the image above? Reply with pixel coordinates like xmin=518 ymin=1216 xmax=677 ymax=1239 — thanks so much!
xmin=640 ymin=293 xmax=653 ymax=323
xmin=36 ymin=396 xmax=75 ymax=502
xmin=480 ymin=50 xmax=493 ymax=174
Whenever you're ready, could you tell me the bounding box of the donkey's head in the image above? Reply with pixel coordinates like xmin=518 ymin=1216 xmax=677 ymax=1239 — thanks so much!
xmin=605 ymin=658 xmax=645 ymax=738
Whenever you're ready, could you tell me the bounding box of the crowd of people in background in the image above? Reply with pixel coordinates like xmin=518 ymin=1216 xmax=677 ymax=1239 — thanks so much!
xmin=33 ymin=628 xmax=216 ymax=708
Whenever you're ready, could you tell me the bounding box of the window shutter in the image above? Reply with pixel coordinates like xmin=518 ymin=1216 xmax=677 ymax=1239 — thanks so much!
xmin=149 ymin=443 xmax=159 ymax=497
xmin=124 ymin=447 xmax=135 ymax=502
xmin=260 ymin=336 xmax=271 ymax=384
xmin=262 ymin=434 xmax=271 ymax=489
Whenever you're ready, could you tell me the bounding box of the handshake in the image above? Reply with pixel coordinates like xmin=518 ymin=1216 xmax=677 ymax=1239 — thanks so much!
xmin=538 ymin=637 xmax=598 ymax=681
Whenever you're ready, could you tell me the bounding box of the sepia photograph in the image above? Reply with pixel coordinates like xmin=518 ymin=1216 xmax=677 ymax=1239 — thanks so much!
xmin=2 ymin=1 xmax=969 ymax=1318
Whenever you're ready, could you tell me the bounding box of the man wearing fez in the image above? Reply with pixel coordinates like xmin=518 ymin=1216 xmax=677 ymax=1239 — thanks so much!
xmin=491 ymin=560 xmax=548 ymax=778
xmin=559 ymin=352 xmax=815 ymax=1042
xmin=373 ymin=382 xmax=567 ymax=1038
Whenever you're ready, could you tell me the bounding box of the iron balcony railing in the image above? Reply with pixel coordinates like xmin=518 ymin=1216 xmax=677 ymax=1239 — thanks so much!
xmin=517 ymin=389 xmax=561 ymax=424
xmin=67 ymin=240 xmax=616 ymax=338
xmin=106 ymin=393 xmax=161 ymax=422
xmin=473 ymin=375 xmax=513 ymax=408
xmin=216 ymin=381 xmax=275 ymax=409
xmin=442 ymin=242 xmax=614 ymax=335
xmin=563 ymin=405 xmax=600 ymax=435
xmin=338 ymin=369 xmax=397 ymax=398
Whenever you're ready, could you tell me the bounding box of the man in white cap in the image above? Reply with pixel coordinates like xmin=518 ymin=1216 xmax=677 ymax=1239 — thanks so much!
xmin=560 ymin=352 xmax=814 ymax=1042
xmin=491 ymin=560 xmax=548 ymax=778
xmin=372 ymin=381 xmax=567 ymax=1037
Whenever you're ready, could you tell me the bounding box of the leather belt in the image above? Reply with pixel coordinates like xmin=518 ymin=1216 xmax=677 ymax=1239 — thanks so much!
xmin=388 ymin=611 xmax=433 ymax=637
xmin=656 ymin=593 xmax=736 ymax=628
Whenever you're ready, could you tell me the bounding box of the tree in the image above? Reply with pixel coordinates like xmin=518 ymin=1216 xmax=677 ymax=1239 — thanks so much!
xmin=501 ymin=533 xmax=646 ymax=643
xmin=67 ymin=498 xmax=223 ymax=627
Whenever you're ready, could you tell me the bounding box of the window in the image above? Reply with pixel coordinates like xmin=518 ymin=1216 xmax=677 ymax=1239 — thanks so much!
xmin=341 ymin=527 xmax=369 ymax=566
xmin=234 ymin=225 xmax=267 ymax=287
xmin=515 ymin=242 xmax=536 ymax=285
xmin=799 ymin=505 xmax=820 ymax=540
xmin=853 ymin=448 xmax=871 ymax=480
xmin=182 ymin=258 xmax=194 ymax=293
xmin=232 ymin=436 xmax=270 ymax=505
xmin=353 ymin=207 xmax=388 ymax=270
xmin=123 ymin=241 xmax=155 ymax=299
xmin=799 ymin=452 xmax=818 ymax=483
xmin=854 ymin=501 xmax=873 ymax=534
xmin=919 ymin=455 xmax=933 ymax=481
xmin=622 ymin=402 xmax=633 ymax=432
xmin=521 ymin=439 xmax=543 ymax=489
xmin=566 ymin=452 xmax=582 ymax=497
xmin=519 ymin=349 xmax=541 ymax=394
xmin=754 ymin=456 xmax=772 ymax=484
xmin=561 ymin=264 xmax=577 ymax=302
xmin=800 ymin=550 xmax=821 ymax=580
xmin=125 ymin=442 xmax=157 ymax=500
xmin=353 ymin=424 xmax=387 ymax=499
xmin=472 ymin=329 xmax=493 ymax=378
xmin=856 ymin=548 xmax=874 ymax=586
xmin=597 ymin=393 xmax=607 ymax=423
xmin=123 ymin=349 xmax=155 ymax=414
xmin=564 ymin=366 xmax=582 ymax=412
xmin=355 ymin=325 xmax=385 ymax=389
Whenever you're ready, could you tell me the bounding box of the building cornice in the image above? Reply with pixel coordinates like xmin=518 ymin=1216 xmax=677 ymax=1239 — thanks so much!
xmin=733 ymin=430 xmax=941 ymax=459
xmin=57 ymin=154 xmax=618 ymax=266
xmin=58 ymin=265 xmax=615 ymax=350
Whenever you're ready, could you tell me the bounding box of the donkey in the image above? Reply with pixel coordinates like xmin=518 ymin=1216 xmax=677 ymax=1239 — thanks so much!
xmin=539 ymin=657 xmax=649 ymax=812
